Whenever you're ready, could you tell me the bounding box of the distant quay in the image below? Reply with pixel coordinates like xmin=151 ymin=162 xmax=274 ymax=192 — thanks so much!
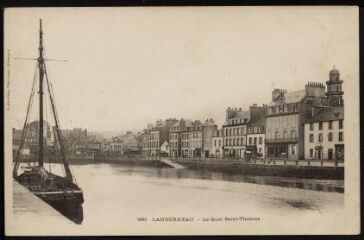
xmin=16 ymin=155 xmax=344 ymax=180
xmin=173 ymin=158 xmax=343 ymax=180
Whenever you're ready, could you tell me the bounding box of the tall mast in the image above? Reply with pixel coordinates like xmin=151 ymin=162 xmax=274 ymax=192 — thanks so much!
xmin=38 ymin=19 xmax=45 ymax=167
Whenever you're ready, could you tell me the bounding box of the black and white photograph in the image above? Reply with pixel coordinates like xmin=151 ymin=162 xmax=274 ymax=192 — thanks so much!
xmin=4 ymin=6 xmax=360 ymax=235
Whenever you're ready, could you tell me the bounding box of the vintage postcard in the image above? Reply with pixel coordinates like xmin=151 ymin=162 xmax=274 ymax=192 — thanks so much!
xmin=4 ymin=6 xmax=360 ymax=235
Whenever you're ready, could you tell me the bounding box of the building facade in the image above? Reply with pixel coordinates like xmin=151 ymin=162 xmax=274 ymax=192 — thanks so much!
xmin=222 ymin=108 xmax=249 ymax=158
xmin=169 ymin=119 xmax=188 ymax=158
xmin=212 ymin=128 xmax=223 ymax=158
xmin=222 ymin=106 xmax=266 ymax=158
xmin=180 ymin=119 xmax=217 ymax=158
xmin=246 ymin=110 xmax=266 ymax=158
xmin=181 ymin=120 xmax=202 ymax=158
xmin=304 ymin=107 xmax=344 ymax=160
xmin=12 ymin=121 xmax=54 ymax=158
xmin=265 ymin=67 xmax=343 ymax=160
xmin=201 ymin=119 xmax=218 ymax=157
xmin=142 ymin=119 xmax=178 ymax=159
xmin=142 ymin=124 xmax=153 ymax=158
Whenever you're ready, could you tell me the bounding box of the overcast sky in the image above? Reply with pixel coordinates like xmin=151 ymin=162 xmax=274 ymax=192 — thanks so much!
xmin=5 ymin=7 xmax=358 ymax=133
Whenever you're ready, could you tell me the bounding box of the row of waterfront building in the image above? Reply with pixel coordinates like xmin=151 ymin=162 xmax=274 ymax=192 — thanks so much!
xmin=141 ymin=67 xmax=344 ymax=161
xmin=12 ymin=125 xmax=143 ymax=159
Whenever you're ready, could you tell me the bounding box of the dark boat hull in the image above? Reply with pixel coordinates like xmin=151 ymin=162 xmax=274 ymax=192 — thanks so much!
xmin=15 ymin=167 xmax=84 ymax=224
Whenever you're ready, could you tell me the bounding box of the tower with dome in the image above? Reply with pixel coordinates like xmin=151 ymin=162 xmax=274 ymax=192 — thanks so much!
xmin=326 ymin=66 xmax=344 ymax=106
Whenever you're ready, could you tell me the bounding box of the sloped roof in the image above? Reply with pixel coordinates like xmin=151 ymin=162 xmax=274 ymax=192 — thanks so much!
xmin=238 ymin=110 xmax=250 ymax=119
xmin=184 ymin=120 xmax=193 ymax=127
xmin=248 ymin=114 xmax=266 ymax=126
xmin=305 ymin=106 xmax=344 ymax=123
xmin=228 ymin=110 xmax=250 ymax=120
xmin=269 ymin=90 xmax=306 ymax=106
xmin=285 ymin=90 xmax=306 ymax=104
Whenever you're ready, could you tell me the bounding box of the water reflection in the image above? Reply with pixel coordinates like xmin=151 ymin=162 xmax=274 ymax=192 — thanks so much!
xmin=110 ymin=164 xmax=344 ymax=193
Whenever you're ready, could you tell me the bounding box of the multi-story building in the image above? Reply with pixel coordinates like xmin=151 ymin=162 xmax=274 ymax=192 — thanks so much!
xmin=265 ymin=87 xmax=318 ymax=160
xmin=142 ymin=123 xmax=153 ymax=158
xmin=169 ymin=119 xmax=188 ymax=158
xmin=181 ymin=120 xmax=201 ymax=158
xmin=265 ymin=67 xmax=342 ymax=160
xmin=212 ymin=128 xmax=223 ymax=158
xmin=12 ymin=121 xmax=54 ymax=157
xmin=304 ymin=106 xmax=344 ymax=160
xmin=246 ymin=107 xmax=266 ymax=158
xmin=222 ymin=108 xmax=249 ymax=158
xmin=110 ymin=131 xmax=142 ymax=154
xmin=109 ymin=137 xmax=124 ymax=154
xmin=142 ymin=119 xmax=178 ymax=158
xmin=180 ymin=119 xmax=217 ymax=158
xmin=222 ymin=106 xmax=266 ymax=158
xmin=56 ymin=127 xmax=88 ymax=155
xmin=201 ymin=119 xmax=218 ymax=157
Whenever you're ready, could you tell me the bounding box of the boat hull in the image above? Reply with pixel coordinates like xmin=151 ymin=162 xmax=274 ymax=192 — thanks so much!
xmin=15 ymin=167 xmax=84 ymax=224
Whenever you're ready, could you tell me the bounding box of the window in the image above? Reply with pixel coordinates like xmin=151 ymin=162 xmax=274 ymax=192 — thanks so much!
xmin=225 ymin=129 xmax=228 ymax=136
xmin=237 ymin=138 xmax=240 ymax=145
xmin=339 ymin=120 xmax=343 ymax=129
xmin=229 ymin=129 xmax=232 ymax=136
xmin=233 ymin=138 xmax=236 ymax=146
xmin=319 ymin=133 xmax=323 ymax=142
xmin=272 ymin=107 xmax=276 ymax=114
xmin=214 ymin=140 xmax=217 ymax=146
xmin=319 ymin=122 xmax=323 ymax=130
xmin=310 ymin=149 xmax=314 ymax=157
xmin=339 ymin=132 xmax=343 ymax=141
xmin=225 ymin=139 xmax=228 ymax=146
xmin=253 ymin=137 xmax=257 ymax=145
xmin=258 ymin=148 xmax=262 ymax=153
xmin=249 ymin=137 xmax=252 ymax=145
xmin=279 ymin=105 xmax=284 ymax=112
xmin=259 ymin=137 xmax=263 ymax=144
xmin=328 ymin=121 xmax=333 ymax=130
xmin=241 ymin=138 xmax=244 ymax=145
xmin=283 ymin=131 xmax=287 ymax=139
xmin=291 ymin=130 xmax=296 ymax=138
xmin=237 ymin=128 xmax=240 ymax=135
xmin=310 ymin=123 xmax=314 ymax=131
xmin=292 ymin=105 xmax=296 ymax=112
xmin=291 ymin=145 xmax=296 ymax=155
xmin=328 ymin=148 xmax=333 ymax=160
xmin=328 ymin=132 xmax=333 ymax=142
xmin=309 ymin=134 xmax=314 ymax=143
xmin=275 ymin=131 xmax=279 ymax=140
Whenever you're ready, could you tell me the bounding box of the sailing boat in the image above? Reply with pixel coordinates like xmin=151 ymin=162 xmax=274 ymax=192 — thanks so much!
xmin=13 ymin=19 xmax=84 ymax=224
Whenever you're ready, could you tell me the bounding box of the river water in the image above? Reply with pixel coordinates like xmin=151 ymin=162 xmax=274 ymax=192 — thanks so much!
xmin=11 ymin=162 xmax=345 ymax=235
